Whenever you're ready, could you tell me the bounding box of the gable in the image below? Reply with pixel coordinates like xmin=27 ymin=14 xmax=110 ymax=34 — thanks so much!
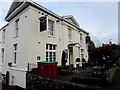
xmin=62 ymin=15 xmax=80 ymax=27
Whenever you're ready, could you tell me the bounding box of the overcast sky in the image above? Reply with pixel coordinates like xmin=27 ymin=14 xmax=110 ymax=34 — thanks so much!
xmin=0 ymin=0 xmax=118 ymax=47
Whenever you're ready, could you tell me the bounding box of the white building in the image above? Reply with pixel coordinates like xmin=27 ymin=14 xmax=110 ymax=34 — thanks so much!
xmin=118 ymin=0 xmax=120 ymax=53
xmin=0 ymin=28 xmax=2 ymax=71
xmin=0 ymin=0 xmax=89 ymax=88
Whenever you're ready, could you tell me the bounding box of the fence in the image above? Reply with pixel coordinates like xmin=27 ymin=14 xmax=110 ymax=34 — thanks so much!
xmin=28 ymin=63 xmax=117 ymax=88
xmin=57 ymin=66 xmax=109 ymax=87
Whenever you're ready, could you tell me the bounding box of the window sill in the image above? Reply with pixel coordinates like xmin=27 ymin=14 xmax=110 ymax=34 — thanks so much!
xmin=0 ymin=64 xmax=3 ymax=66
xmin=48 ymin=35 xmax=55 ymax=38
xmin=13 ymin=35 xmax=18 ymax=38
xmin=12 ymin=64 xmax=17 ymax=67
xmin=2 ymin=42 xmax=5 ymax=44
xmin=68 ymin=40 xmax=73 ymax=42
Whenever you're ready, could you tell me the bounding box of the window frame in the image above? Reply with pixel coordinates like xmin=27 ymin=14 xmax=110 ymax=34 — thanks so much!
xmin=1 ymin=48 xmax=4 ymax=64
xmin=2 ymin=29 xmax=5 ymax=43
xmin=81 ymin=49 xmax=84 ymax=59
xmin=13 ymin=44 xmax=18 ymax=64
xmin=48 ymin=19 xmax=54 ymax=36
xmin=68 ymin=28 xmax=72 ymax=41
xmin=15 ymin=19 xmax=19 ymax=37
xmin=80 ymin=33 xmax=82 ymax=43
xmin=46 ymin=44 xmax=56 ymax=61
xmin=40 ymin=16 xmax=47 ymax=32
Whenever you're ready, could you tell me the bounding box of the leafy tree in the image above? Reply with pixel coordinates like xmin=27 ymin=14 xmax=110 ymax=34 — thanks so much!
xmin=89 ymin=44 xmax=120 ymax=66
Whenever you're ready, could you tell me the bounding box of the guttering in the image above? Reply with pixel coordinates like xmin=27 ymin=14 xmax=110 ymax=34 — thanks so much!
xmin=0 ymin=24 xmax=9 ymax=31
xmin=28 ymin=0 xmax=61 ymax=19
xmin=63 ymin=18 xmax=89 ymax=34
xmin=28 ymin=1 xmax=89 ymax=34
xmin=5 ymin=0 xmax=89 ymax=34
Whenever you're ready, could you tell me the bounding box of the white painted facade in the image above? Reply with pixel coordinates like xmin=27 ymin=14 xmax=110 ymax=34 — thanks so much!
xmin=0 ymin=0 xmax=89 ymax=88
xmin=0 ymin=29 xmax=2 ymax=71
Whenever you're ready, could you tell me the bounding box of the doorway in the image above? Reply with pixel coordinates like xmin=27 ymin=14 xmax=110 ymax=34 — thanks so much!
xmin=69 ymin=47 xmax=73 ymax=66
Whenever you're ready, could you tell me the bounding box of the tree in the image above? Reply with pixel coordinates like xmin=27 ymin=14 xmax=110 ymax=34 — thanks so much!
xmin=91 ymin=44 xmax=120 ymax=65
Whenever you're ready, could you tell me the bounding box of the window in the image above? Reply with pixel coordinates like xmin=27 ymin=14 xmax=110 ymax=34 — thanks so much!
xmin=13 ymin=44 xmax=18 ymax=64
xmin=68 ymin=28 xmax=72 ymax=41
xmin=81 ymin=49 xmax=84 ymax=59
xmin=81 ymin=49 xmax=84 ymax=52
xmin=2 ymin=29 xmax=5 ymax=43
xmin=46 ymin=44 xmax=56 ymax=61
xmin=15 ymin=19 xmax=19 ymax=36
xmin=48 ymin=19 xmax=54 ymax=36
xmin=40 ymin=16 xmax=47 ymax=32
xmin=1 ymin=48 xmax=4 ymax=63
xmin=81 ymin=54 xmax=84 ymax=59
xmin=80 ymin=33 xmax=82 ymax=42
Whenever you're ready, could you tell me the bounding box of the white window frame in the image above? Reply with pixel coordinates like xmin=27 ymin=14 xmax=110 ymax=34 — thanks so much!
xmin=68 ymin=28 xmax=72 ymax=41
xmin=46 ymin=44 xmax=56 ymax=61
xmin=81 ymin=49 xmax=84 ymax=59
xmin=2 ymin=29 xmax=5 ymax=43
xmin=1 ymin=48 xmax=4 ymax=64
xmin=48 ymin=19 xmax=54 ymax=36
xmin=13 ymin=44 xmax=18 ymax=64
xmin=80 ymin=33 xmax=82 ymax=43
xmin=15 ymin=19 xmax=19 ymax=37
xmin=81 ymin=54 xmax=84 ymax=59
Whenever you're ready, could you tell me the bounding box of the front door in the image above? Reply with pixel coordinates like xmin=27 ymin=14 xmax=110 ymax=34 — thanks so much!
xmin=69 ymin=47 xmax=73 ymax=66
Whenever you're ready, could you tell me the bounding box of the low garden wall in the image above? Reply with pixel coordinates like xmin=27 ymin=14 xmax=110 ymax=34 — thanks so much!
xmin=106 ymin=64 xmax=117 ymax=85
xmin=26 ymin=72 xmax=101 ymax=90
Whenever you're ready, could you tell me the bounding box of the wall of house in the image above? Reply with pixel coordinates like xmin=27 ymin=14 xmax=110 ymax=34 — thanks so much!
xmin=25 ymin=6 xmax=89 ymax=67
xmin=1 ymin=7 xmax=30 ymax=88
xmin=26 ymin=6 xmax=60 ymax=65
xmin=1 ymin=4 xmax=88 ymax=88
xmin=80 ymin=31 xmax=89 ymax=61
xmin=0 ymin=30 xmax=2 ymax=71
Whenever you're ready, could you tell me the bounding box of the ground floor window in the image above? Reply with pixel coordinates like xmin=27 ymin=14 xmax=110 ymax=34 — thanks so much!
xmin=13 ymin=44 xmax=18 ymax=64
xmin=46 ymin=44 xmax=56 ymax=61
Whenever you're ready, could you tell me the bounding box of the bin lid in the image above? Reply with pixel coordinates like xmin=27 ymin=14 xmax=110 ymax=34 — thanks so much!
xmin=38 ymin=61 xmax=57 ymax=64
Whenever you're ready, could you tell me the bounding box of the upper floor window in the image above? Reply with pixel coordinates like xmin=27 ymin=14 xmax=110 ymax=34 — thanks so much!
xmin=48 ymin=19 xmax=54 ymax=36
xmin=13 ymin=44 xmax=18 ymax=64
xmin=1 ymin=48 xmax=4 ymax=64
xmin=80 ymin=33 xmax=82 ymax=42
xmin=15 ymin=19 xmax=19 ymax=36
xmin=2 ymin=29 xmax=5 ymax=43
xmin=40 ymin=16 xmax=47 ymax=32
xmin=68 ymin=28 xmax=72 ymax=41
xmin=81 ymin=49 xmax=84 ymax=52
